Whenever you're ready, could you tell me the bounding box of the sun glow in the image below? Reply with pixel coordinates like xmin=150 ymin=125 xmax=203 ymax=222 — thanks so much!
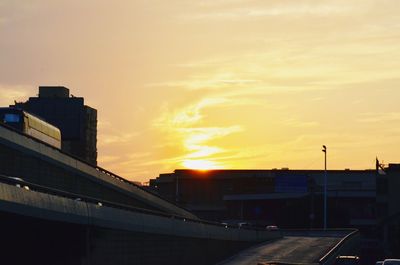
xmin=182 ymin=159 xmax=221 ymax=170
xmin=179 ymin=127 xmax=240 ymax=170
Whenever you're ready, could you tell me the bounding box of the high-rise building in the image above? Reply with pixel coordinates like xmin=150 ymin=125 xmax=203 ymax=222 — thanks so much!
xmin=11 ymin=86 xmax=97 ymax=165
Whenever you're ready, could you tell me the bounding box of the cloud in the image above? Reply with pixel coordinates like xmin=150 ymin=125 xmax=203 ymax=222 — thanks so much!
xmin=152 ymin=95 xmax=245 ymax=169
xmin=97 ymin=119 xmax=141 ymax=147
xmin=149 ymin=41 xmax=395 ymax=96
xmin=281 ymin=118 xmax=319 ymax=128
xmin=98 ymin=133 xmax=139 ymax=146
xmin=109 ymin=152 xmax=153 ymax=168
xmin=181 ymin=126 xmax=242 ymax=158
xmin=97 ymin=151 xmax=155 ymax=181
xmin=147 ymin=73 xmax=261 ymax=91
xmin=97 ymin=155 xmax=120 ymax=164
xmin=154 ymin=97 xmax=230 ymax=129
xmin=182 ymin=2 xmax=360 ymax=21
xmin=357 ymin=112 xmax=400 ymax=123
xmin=0 ymin=85 xmax=31 ymax=106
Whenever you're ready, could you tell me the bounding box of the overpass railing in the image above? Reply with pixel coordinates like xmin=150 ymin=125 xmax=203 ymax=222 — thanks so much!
xmin=0 ymin=174 xmax=194 ymax=221
xmin=318 ymin=229 xmax=360 ymax=265
xmin=0 ymin=173 xmax=265 ymax=231
xmin=282 ymin=228 xmax=357 ymax=238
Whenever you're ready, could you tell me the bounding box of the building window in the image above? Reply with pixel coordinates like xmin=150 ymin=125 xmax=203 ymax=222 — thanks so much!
xmin=4 ymin=114 xmax=20 ymax=123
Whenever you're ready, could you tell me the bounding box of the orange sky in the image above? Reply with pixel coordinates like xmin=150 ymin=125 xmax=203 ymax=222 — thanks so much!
xmin=1 ymin=1 xmax=400 ymax=182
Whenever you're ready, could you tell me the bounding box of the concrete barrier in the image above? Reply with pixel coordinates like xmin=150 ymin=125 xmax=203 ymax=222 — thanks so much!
xmin=319 ymin=230 xmax=360 ymax=265
xmin=0 ymin=181 xmax=282 ymax=265
xmin=0 ymin=124 xmax=197 ymax=219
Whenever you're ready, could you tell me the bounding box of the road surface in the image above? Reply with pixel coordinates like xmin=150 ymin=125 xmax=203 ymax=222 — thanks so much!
xmin=218 ymin=236 xmax=341 ymax=265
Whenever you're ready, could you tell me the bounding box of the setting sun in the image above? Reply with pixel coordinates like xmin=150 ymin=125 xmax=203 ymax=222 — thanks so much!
xmin=182 ymin=159 xmax=221 ymax=170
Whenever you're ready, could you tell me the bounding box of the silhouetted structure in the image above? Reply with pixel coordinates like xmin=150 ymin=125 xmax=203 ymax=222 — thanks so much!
xmin=376 ymin=162 xmax=400 ymax=256
xmin=150 ymin=166 xmax=400 ymax=258
xmin=150 ymin=169 xmax=376 ymax=227
xmin=0 ymin=121 xmax=279 ymax=265
xmin=11 ymin=86 xmax=97 ymax=165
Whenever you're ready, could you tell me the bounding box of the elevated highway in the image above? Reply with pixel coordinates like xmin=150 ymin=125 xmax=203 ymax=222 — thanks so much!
xmin=0 ymin=175 xmax=360 ymax=265
xmin=0 ymin=124 xmax=359 ymax=265
xmin=0 ymin=123 xmax=195 ymax=218
xmin=0 ymin=177 xmax=280 ymax=265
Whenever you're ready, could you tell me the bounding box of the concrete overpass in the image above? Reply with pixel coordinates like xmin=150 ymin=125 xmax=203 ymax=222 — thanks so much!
xmin=0 ymin=124 xmax=360 ymax=265
xmin=0 ymin=176 xmax=359 ymax=265
xmin=0 ymin=123 xmax=196 ymax=218
xmin=0 ymin=177 xmax=280 ymax=265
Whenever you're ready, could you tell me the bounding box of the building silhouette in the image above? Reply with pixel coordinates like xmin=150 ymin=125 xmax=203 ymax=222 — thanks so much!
xmin=11 ymin=86 xmax=97 ymax=165
xmin=150 ymin=165 xmax=400 ymax=257
xmin=150 ymin=168 xmax=376 ymax=227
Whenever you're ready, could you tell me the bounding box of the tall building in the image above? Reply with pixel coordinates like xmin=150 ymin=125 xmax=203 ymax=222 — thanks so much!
xmin=11 ymin=86 xmax=97 ymax=165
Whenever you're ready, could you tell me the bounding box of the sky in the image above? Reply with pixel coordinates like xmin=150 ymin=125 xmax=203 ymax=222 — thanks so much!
xmin=1 ymin=0 xmax=400 ymax=183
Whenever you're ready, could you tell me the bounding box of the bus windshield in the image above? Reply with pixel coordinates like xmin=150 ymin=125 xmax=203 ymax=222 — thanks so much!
xmin=4 ymin=113 xmax=21 ymax=123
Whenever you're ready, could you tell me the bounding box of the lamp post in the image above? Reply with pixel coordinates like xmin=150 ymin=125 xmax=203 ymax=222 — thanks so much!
xmin=322 ymin=145 xmax=327 ymax=230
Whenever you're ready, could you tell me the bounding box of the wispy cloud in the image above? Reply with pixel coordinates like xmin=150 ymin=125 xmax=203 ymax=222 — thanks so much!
xmin=181 ymin=126 xmax=242 ymax=158
xmin=98 ymin=132 xmax=139 ymax=146
xmin=0 ymin=84 xmax=31 ymax=106
xmin=182 ymin=2 xmax=361 ymax=21
xmin=282 ymin=118 xmax=319 ymax=128
xmin=154 ymin=97 xmax=230 ymax=128
xmin=153 ymin=96 xmax=244 ymax=169
xmin=97 ymin=155 xmax=120 ymax=164
xmin=97 ymin=119 xmax=141 ymax=147
xmin=357 ymin=112 xmax=400 ymax=123
xmin=147 ymin=72 xmax=261 ymax=91
xmin=148 ymin=39 xmax=399 ymax=96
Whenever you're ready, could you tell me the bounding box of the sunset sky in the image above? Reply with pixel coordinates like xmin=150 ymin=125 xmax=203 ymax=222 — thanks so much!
xmin=1 ymin=0 xmax=400 ymax=182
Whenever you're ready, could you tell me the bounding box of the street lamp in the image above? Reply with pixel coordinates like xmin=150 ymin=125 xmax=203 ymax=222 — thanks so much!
xmin=322 ymin=145 xmax=327 ymax=230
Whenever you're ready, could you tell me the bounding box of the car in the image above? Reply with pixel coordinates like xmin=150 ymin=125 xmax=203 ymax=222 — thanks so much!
xmin=383 ymin=259 xmax=400 ymax=265
xmin=238 ymin=222 xmax=251 ymax=228
xmin=376 ymin=261 xmax=384 ymax=265
xmin=266 ymin=225 xmax=279 ymax=231
xmin=10 ymin=177 xmax=24 ymax=182
xmin=335 ymin=256 xmax=360 ymax=265
xmin=221 ymin=222 xmax=228 ymax=228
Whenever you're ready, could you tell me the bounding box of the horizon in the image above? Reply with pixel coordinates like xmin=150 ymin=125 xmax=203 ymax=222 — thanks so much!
xmin=1 ymin=1 xmax=400 ymax=182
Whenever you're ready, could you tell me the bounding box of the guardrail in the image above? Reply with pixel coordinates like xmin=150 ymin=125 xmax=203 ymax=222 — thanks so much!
xmin=282 ymin=228 xmax=356 ymax=238
xmin=318 ymin=229 xmax=360 ymax=265
xmin=0 ymin=173 xmax=262 ymax=231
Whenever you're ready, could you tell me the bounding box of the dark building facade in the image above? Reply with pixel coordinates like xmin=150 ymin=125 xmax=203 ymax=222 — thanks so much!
xmin=150 ymin=166 xmax=400 ymax=257
xmin=376 ymin=164 xmax=400 ymax=256
xmin=150 ymin=169 xmax=376 ymax=228
xmin=11 ymin=86 xmax=97 ymax=165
